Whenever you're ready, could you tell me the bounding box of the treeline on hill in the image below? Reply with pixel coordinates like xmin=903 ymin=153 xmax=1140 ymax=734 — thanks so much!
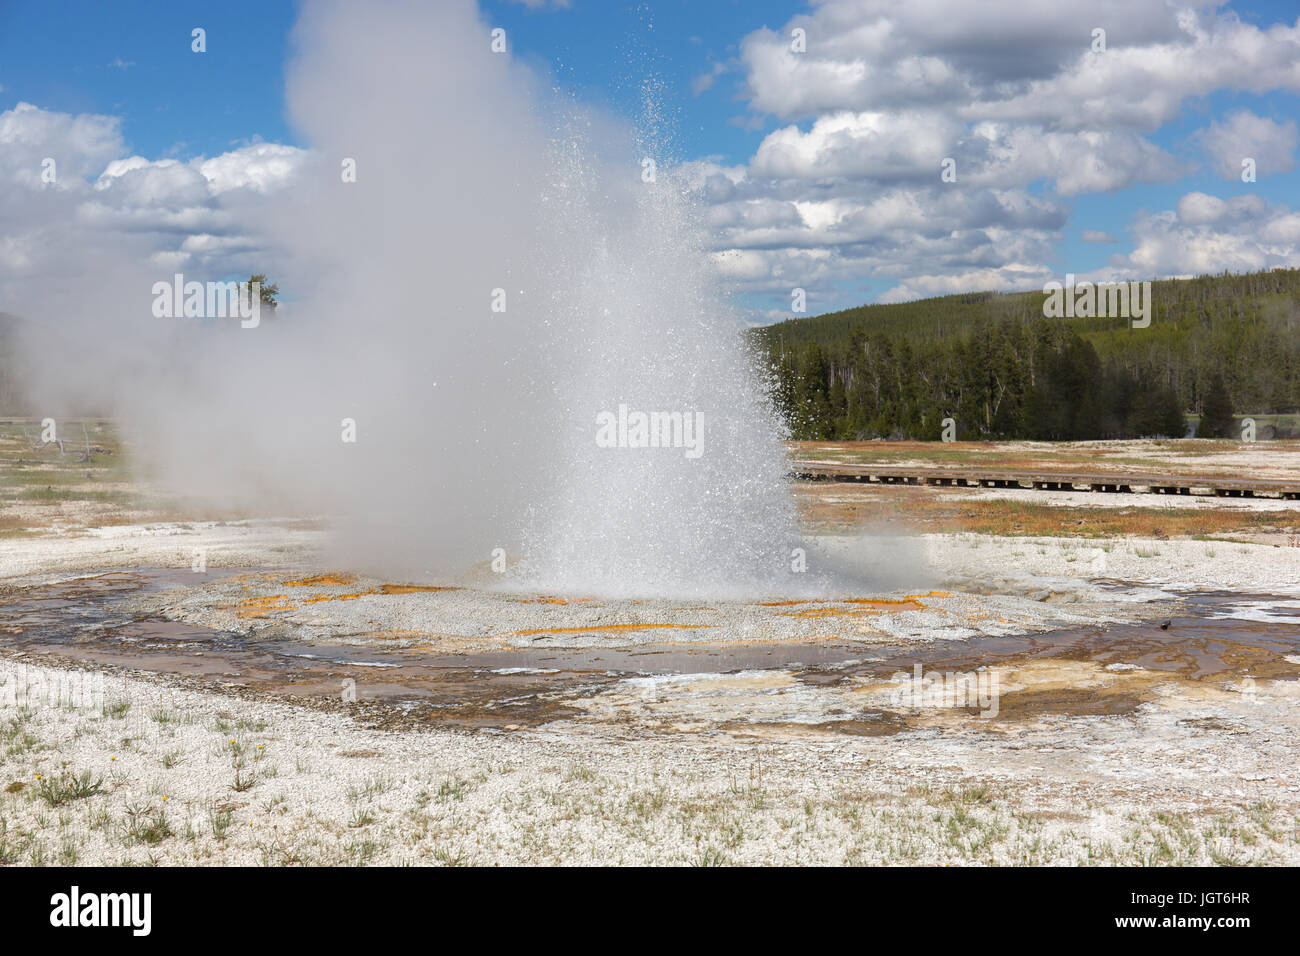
xmin=753 ymin=268 xmax=1300 ymax=440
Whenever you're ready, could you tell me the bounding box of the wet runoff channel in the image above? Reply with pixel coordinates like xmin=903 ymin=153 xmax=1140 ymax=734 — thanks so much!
xmin=2 ymin=569 xmax=1299 ymax=731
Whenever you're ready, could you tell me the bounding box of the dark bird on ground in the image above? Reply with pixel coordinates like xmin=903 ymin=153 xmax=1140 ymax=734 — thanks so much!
xmin=1159 ymin=620 xmax=1172 ymax=630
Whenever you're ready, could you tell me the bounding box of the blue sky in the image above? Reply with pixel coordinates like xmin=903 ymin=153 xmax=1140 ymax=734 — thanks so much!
xmin=0 ymin=1 xmax=300 ymax=157
xmin=3 ymin=0 xmax=1300 ymax=319
xmin=0 ymin=0 xmax=790 ymax=160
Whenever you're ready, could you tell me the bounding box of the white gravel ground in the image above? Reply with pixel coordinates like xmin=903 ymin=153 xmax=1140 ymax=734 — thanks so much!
xmin=3 ymin=513 xmax=1300 ymax=865
xmin=1 ymin=651 xmax=1296 ymax=866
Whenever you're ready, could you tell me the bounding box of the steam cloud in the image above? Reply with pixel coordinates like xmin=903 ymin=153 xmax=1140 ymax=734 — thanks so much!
xmin=9 ymin=0 xmax=899 ymax=598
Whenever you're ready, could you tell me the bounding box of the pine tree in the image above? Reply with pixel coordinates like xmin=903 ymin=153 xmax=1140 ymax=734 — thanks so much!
xmin=1199 ymin=373 xmax=1234 ymax=438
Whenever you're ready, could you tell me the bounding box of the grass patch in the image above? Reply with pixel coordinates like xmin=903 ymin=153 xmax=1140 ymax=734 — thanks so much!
xmin=123 ymin=804 xmax=172 ymax=845
xmin=2 ymin=712 xmax=39 ymax=756
xmin=37 ymin=769 xmax=105 ymax=807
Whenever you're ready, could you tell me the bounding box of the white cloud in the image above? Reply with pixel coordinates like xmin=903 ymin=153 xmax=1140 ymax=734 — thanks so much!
xmin=0 ymin=101 xmax=124 ymax=185
xmin=0 ymin=103 xmax=309 ymax=307
xmin=7 ymin=2 xmax=1300 ymax=328
xmin=95 ymin=155 xmax=153 ymax=187
xmin=964 ymin=14 xmax=1300 ymax=133
xmin=739 ymin=1 xmax=1300 ymax=131
xmin=966 ymin=125 xmax=1185 ymax=195
xmin=751 ymin=110 xmax=962 ymax=181
xmin=742 ymin=113 xmax=1184 ymax=195
xmin=878 ymin=264 xmax=1052 ymax=303
xmin=1092 ymin=192 xmax=1300 ymax=278
xmin=197 ymin=143 xmax=305 ymax=193
xmin=1175 ymin=191 xmax=1267 ymax=225
xmin=699 ymin=170 xmax=1067 ymax=302
xmin=1198 ymin=109 xmax=1298 ymax=180
xmin=91 ymin=158 xmax=211 ymax=208
xmin=698 ymin=0 xmax=1300 ymax=316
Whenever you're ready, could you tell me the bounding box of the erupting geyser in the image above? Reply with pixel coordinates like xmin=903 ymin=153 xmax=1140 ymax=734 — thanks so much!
xmin=13 ymin=0 xmax=880 ymax=599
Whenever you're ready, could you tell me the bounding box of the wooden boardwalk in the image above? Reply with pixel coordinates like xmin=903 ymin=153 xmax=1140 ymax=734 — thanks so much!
xmin=790 ymin=461 xmax=1300 ymax=500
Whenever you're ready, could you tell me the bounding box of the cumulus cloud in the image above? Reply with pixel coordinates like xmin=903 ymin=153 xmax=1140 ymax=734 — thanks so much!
xmin=877 ymin=263 xmax=1054 ymax=303
xmin=739 ymin=1 xmax=1300 ymax=130
xmin=751 ymin=110 xmax=962 ymax=181
xmin=1081 ymin=192 xmax=1300 ymax=279
xmin=197 ymin=143 xmax=305 ymax=193
xmin=703 ymin=180 xmax=1066 ymax=303
xmin=965 ymin=125 xmax=1185 ymax=195
xmin=0 ymin=101 xmax=125 ymax=185
xmin=744 ymin=112 xmax=1183 ymax=194
xmin=0 ymin=102 xmax=307 ymax=309
xmin=6 ymin=0 xmax=1300 ymax=326
xmin=1198 ymin=109 xmax=1298 ymax=180
xmin=702 ymin=0 xmax=1300 ymax=314
xmin=964 ymin=14 xmax=1300 ymax=133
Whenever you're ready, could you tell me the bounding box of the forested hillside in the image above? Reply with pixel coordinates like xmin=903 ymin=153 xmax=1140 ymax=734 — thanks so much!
xmin=752 ymin=268 xmax=1300 ymax=440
